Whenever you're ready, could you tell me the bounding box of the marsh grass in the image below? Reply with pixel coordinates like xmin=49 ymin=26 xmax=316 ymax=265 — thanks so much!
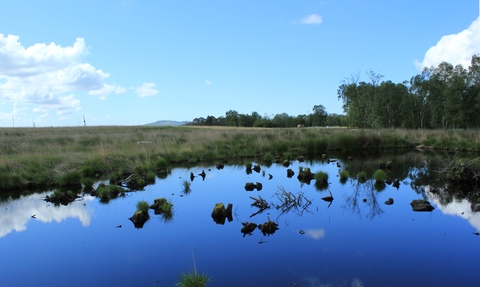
xmin=373 ymin=169 xmax=387 ymax=183
xmin=314 ymin=171 xmax=329 ymax=190
xmin=136 ymin=200 xmax=150 ymax=213
xmin=177 ymin=253 xmax=211 ymax=287
xmin=339 ymin=170 xmax=349 ymax=183
xmin=182 ymin=180 xmax=191 ymax=195
xmin=1 ymin=126 xmax=479 ymax=191
xmin=357 ymin=171 xmax=367 ymax=183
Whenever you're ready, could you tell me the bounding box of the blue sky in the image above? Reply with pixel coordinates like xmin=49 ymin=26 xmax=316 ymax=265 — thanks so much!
xmin=0 ymin=0 xmax=479 ymax=127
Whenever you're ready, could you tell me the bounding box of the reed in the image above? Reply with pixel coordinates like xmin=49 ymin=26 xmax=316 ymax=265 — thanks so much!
xmin=1 ymin=126 xmax=479 ymax=191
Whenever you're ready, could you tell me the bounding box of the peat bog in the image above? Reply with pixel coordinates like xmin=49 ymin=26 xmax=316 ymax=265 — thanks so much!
xmin=1 ymin=150 xmax=479 ymax=286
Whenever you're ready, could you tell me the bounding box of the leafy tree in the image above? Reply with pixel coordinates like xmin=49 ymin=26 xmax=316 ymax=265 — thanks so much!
xmin=312 ymin=104 xmax=327 ymax=126
xmin=225 ymin=110 xmax=239 ymax=126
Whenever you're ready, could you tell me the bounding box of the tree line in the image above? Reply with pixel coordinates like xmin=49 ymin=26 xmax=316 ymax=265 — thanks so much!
xmin=187 ymin=55 xmax=480 ymax=129
xmin=187 ymin=107 xmax=348 ymax=128
xmin=338 ymin=55 xmax=480 ymax=129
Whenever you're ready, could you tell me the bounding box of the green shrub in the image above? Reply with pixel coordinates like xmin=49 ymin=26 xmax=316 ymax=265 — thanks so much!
xmin=145 ymin=171 xmax=156 ymax=184
xmin=81 ymin=177 xmax=95 ymax=191
xmin=373 ymin=169 xmax=387 ymax=183
xmin=263 ymin=153 xmax=274 ymax=164
xmin=339 ymin=170 xmax=349 ymax=182
xmin=336 ymin=133 xmax=355 ymax=150
xmin=136 ymin=200 xmax=150 ymax=213
xmin=177 ymin=266 xmax=210 ymax=287
xmin=58 ymin=171 xmax=82 ymax=187
xmin=155 ymin=157 xmax=168 ymax=169
xmin=182 ymin=180 xmax=191 ymax=195
xmin=314 ymin=171 xmax=329 ymax=183
xmin=357 ymin=171 xmax=367 ymax=183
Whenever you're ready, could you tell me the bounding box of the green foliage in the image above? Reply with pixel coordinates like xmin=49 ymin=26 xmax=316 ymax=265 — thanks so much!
xmin=136 ymin=200 xmax=150 ymax=213
xmin=134 ymin=165 xmax=146 ymax=175
xmin=339 ymin=170 xmax=349 ymax=182
xmin=58 ymin=171 xmax=82 ymax=187
xmin=283 ymin=151 xmax=292 ymax=160
xmin=314 ymin=171 xmax=329 ymax=190
xmin=314 ymin=171 xmax=329 ymax=183
xmin=78 ymin=137 xmax=101 ymax=146
xmin=177 ymin=269 xmax=210 ymax=287
xmin=81 ymin=177 xmax=95 ymax=191
xmin=271 ymin=141 xmax=289 ymax=154
xmin=245 ymin=162 xmax=252 ymax=169
xmin=182 ymin=180 xmax=191 ymax=195
xmin=81 ymin=157 xmax=109 ymax=178
xmin=155 ymin=157 xmax=168 ymax=169
xmin=263 ymin=153 xmax=274 ymax=163
xmin=109 ymin=171 xmax=122 ymax=184
xmin=97 ymin=184 xmax=125 ymax=201
xmin=335 ymin=133 xmax=355 ymax=150
xmin=145 ymin=171 xmax=156 ymax=184
xmin=357 ymin=171 xmax=367 ymax=183
xmin=161 ymin=200 xmax=173 ymax=213
xmin=373 ymin=169 xmax=387 ymax=183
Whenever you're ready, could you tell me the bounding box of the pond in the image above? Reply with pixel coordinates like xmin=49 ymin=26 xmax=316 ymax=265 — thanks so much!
xmin=1 ymin=151 xmax=479 ymax=287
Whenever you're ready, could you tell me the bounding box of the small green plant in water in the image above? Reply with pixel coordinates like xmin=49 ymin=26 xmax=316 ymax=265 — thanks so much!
xmin=263 ymin=153 xmax=274 ymax=163
xmin=314 ymin=171 xmax=329 ymax=190
xmin=182 ymin=180 xmax=192 ymax=195
xmin=358 ymin=171 xmax=367 ymax=183
xmin=373 ymin=169 xmax=387 ymax=183
xmin=339 ymin=170 xmax=349 ymax=184
xmin=177 ymin=256 xmax=211 ymax=287
xmin=136 ymin=200 xmax=150 ymax=214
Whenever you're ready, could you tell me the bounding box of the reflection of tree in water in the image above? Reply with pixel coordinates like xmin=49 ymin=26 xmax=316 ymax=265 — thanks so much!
xmin=343 ymin=180 xmax=384 ymax=220
xmin=409 ymin=154 xmax=480 ymax=208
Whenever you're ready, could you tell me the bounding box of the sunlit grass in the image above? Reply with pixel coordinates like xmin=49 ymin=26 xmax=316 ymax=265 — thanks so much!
xmin=1 ymin=126 xmax=479 ymax=191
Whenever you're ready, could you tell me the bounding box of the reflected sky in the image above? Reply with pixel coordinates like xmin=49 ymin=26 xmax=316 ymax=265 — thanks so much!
xmin=0 ymin=192 xmax=95 ymax=238
xmin=0 ymin=155 xmax=479 ymax=286
xmin=427 ymin=191 xmax=480 ymax=231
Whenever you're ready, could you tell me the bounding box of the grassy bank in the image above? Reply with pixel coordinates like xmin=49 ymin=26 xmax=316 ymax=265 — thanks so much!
xmin=1 ymin=126 xmax=479 ymax=191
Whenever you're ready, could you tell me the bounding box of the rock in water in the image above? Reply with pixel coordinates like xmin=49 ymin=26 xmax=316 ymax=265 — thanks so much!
xmin=410 ymin=199 xmax=434 ymax=212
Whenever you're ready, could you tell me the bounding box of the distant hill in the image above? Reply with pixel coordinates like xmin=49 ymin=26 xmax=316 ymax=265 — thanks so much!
xmin=144 ymin=120 xmax=188 ymax=127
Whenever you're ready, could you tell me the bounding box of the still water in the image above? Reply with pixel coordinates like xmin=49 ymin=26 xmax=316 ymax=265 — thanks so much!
xmin=1 ymin=153 xmax=479 ymax=287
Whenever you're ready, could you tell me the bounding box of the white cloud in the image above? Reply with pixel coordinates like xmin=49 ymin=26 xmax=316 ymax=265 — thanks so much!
xmin=136 ymin=82 xmax=159 ymax=97
xmin=300 ymin=14 xmax=323 ymax=25
xmin=305 ymin=228 xmax=325 ymax=240
xmin=88 ymin=83 xmax=126 ymax=100
xmin=0 ymin=192 xmax=94 ymax=238
xmin=0 ymin=34 xmax=126 ymax=113
xmin=205 ymin=80 xmax=212 ymax=85
xmin=416 ymin=17 xmax=480 ymax=69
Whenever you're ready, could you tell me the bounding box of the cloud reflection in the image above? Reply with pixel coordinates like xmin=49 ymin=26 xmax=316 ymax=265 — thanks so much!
xmin=305 ymin=228 xmax=326 ymax=240
xmin=0 ymin=192 xmax=95 ymax=238
xmin=427 ymin=191 xmax=480 ymax=231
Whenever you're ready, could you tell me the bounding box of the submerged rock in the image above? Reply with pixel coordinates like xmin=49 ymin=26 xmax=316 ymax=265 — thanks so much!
xmin=211 ymin=203 xmax=233 ymax=225
xmin=385 ymin=198 xmax=394 ymax=205
xmin=410 ymin=199 xmax=435 ymax=212
xmin=241 ymin=222 xmax=257 ymax=237
xmin=287 ymin=169 xmax=295 ymax=178
xmin=258 ymin=219 xmax=279 ymax=236
xmin=129 ymin=211 xmax=149 ymax=229
xmin=149 ymin=198 xmax=173 ymax=215
xmin=244 ymin=182 xmax=262 ymax=191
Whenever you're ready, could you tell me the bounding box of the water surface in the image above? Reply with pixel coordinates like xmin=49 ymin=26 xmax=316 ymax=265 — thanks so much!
xmin=1 ymin=154 xmax=478 ymax=286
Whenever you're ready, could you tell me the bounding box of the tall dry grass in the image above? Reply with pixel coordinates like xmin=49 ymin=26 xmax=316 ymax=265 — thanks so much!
xmin=0 ymin=125 xmax=479 ymax=190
